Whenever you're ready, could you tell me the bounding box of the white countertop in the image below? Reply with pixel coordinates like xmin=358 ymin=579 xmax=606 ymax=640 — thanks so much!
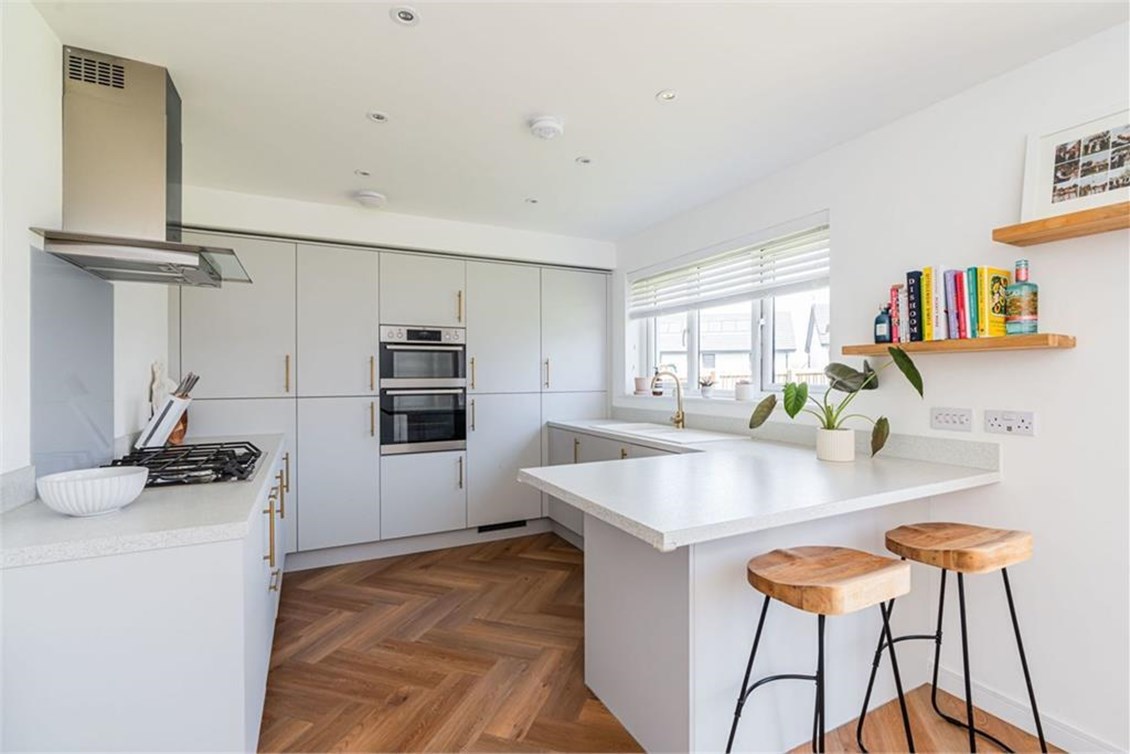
xmin=1 ymin=434 xmax=284 ymax=569
xmin=520 ymin=421 xmax=1000 ymax=552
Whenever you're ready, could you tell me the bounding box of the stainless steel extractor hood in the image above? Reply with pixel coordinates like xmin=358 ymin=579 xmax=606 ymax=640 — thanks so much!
xmin=31 ymin=47 xmax=248 ymax=288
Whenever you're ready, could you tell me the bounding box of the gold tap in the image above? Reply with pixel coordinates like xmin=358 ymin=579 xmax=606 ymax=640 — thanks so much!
xmin=650 ymin=370 xmax=686 ymax=429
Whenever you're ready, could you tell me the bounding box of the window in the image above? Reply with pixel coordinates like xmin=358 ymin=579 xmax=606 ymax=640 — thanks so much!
xmin=630 ymin=224 xmax=830 ymax=395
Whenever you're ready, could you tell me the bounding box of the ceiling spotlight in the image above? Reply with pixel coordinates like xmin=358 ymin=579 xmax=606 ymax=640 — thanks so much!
xmin=524 ymin=198 xmax=540 ymax=204
xmin=390 ymin=6 xmax=419 ymax=25
xmin=575 ymin=156 xmax=592 ymax=165
xmin=529 ymin=115 xmax=564 ymax=140
xmin=354 ymin=168 xmax=372 ymax=177
xmin=366 ymin=110 xmax=389 ymax=124
xmin=354 ymin=190 xmax=387 ymax=208
xmin=655 ymin=89 xmax=677 ymax=102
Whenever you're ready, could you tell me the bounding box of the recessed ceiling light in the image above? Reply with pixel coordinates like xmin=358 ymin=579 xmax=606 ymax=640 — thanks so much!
xmin=575 ymin=156 xmax=592 ymax=165
xmin=524 ymin=198 xmax=539 ymax=205
xmin=390 ymin=6 xmax=418 ymax=26
xmin=366 ymin=110 xmax=389 ymax=124
xmin=529 ymin=115 xmax=564 ymax=140
xmin=354 ymin=168 xmax=372 ymax=177
xmin=655 ymin=89 xmax=677 ymax=102
xmin=354 ymin=190 xmax=387 ymax=208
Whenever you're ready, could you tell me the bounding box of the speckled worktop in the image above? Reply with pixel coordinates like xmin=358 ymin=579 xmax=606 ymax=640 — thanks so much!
xmin=0 ymin=434 xmax=284 ymax=569
xmin=520 ymin=421 xmax=1000 ymax=552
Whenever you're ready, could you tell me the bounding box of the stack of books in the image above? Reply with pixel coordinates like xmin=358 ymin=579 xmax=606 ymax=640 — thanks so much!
xmin=887 ymin=266 xmax=1011 ymax=343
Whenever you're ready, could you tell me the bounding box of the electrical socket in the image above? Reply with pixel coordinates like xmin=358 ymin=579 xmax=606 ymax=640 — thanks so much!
xmin=984 ymin=409 xmax=1036 ymax=437
xmin=930 ymin=407 xmax=973 ymax=432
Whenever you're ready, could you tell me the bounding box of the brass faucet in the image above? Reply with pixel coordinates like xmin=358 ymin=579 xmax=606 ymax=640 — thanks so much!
xmin=650 ymin=371 xmax=686 ymax=429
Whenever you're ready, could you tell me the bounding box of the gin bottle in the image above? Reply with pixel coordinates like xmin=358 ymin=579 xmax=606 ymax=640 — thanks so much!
xmin=1005 ymin=259 xmax=1038 ymax=335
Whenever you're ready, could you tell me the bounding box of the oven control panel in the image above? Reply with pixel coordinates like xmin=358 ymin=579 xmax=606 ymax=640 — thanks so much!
xmin=380 ymin=326 xmax=464 ymax=344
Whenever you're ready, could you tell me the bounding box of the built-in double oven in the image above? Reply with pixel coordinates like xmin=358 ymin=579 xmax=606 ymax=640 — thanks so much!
xmin=378 ymin=326 xmax=467 ymax=455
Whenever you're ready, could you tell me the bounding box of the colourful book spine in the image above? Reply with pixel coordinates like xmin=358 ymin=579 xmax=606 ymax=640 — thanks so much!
xmin=897 ymin=288 xmax=910 ymax=343
xmin=906 ymin=271 xmax=923 ymax=342
xmin=930 ymin=266 xmax=948 ymax=340
xmin=944 ymin=270 xmax=959 ymax=339
xmin=965 ymin=266 xmax=979 ymax=338
xmin=888 ymin=284 xmax=902 ymax=342
xmin=978 ymin=266 xmax=1011 ymax=337
xmin=921 ymin=267 xmax=934 ymax=341
xmin=955 ymin=271 xmax=968 ymax=339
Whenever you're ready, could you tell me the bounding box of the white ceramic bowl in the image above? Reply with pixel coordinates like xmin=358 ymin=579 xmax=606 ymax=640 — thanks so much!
xmin=36 ymin=466 xmax=149 ymax=517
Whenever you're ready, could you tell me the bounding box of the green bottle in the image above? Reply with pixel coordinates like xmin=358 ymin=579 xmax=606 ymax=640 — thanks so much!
xmin=1005 ymin=259 xmax=1038 ymax=335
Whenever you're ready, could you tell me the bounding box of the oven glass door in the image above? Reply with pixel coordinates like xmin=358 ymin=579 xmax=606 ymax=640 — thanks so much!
xmin=380 ymin=388 xmax=466 ymax=454
xmin=380 ymin=343 xmax=465 ymax=386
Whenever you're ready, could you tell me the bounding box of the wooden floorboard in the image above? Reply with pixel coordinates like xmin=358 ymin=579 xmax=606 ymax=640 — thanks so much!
xmin=261 ymin=533 xmax=1051 ymax=753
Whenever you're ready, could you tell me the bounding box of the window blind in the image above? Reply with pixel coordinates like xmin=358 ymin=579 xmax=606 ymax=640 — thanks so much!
xmin=627 ymin=225 xmax=830 ymax=320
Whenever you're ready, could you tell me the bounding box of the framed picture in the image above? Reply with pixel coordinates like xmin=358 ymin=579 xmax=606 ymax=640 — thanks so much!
xmin=1020 ymin=108 xmax=1130 ymax=221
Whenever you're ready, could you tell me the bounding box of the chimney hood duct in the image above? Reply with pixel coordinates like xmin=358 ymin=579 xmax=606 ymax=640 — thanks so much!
xmin=31 ymin=47 xmax=249 ymax=288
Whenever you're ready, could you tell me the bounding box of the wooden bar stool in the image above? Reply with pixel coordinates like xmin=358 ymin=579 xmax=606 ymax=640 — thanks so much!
xmin=856 ymin=522 xmax=1047 ymax=753
xmin=725 ymin=546 xmax=916 ymax=753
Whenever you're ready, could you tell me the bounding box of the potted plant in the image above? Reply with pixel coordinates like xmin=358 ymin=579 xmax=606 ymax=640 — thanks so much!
xmin=699 ymin=373 xmax=717 ymax=398
xmin=747 ymin=346 xmax=923 ymax=462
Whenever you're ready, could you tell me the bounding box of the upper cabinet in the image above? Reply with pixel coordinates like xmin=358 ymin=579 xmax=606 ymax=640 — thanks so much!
xmin=466 ymin=262 xmax=541 ymax=393
xmin=379 ymin=252 xmax=466 ymax=328
xmin=541 ymin=269 xmax=608 ymax=392
xmin=297 ymin=244 xmax=379 ymax=397
xmin=180 ymin=233 xmax=296 ymax=399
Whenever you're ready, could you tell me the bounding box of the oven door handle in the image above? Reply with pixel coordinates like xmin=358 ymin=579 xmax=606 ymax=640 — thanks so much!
xmin=383 ymin=388 xmax=466 ymax=396
xmin=382 ymin=344 xmax=465 ymax=352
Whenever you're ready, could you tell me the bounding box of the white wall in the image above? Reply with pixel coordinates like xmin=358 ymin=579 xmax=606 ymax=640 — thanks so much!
xmin=183 ymin=185 xmax=616 ymax=270
xmin=614 ymin=24 xmax=1129 ymax=750
xmin=0 ymin=1 xmax=61 ymax=474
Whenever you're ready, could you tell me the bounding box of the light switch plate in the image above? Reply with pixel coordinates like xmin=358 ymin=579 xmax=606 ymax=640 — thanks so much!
xmin=984 ymin=409 xmax=1036 ymax=437
xmin=931 ymin=407 xmax=973 ymax=432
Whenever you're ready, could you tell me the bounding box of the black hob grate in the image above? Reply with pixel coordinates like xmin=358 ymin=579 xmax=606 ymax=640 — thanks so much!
xmin=109 ymin=441 xmax=262 ymax=486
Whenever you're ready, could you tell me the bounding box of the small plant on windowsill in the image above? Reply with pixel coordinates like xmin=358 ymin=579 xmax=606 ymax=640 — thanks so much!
xmin=699 ymin=372 xmax=717 ymax=399
xmin=746 ymin=347 xmax=923 ymax=462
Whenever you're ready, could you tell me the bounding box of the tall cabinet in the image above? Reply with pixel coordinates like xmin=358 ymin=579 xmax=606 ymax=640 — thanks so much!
xmin=541 ymin=268 xmax=607 ymax=393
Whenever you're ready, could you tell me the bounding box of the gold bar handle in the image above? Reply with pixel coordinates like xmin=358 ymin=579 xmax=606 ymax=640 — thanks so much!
xmin=369 ymin=355 xmax=375 ymax=392
xmin=276 ymin=470 xmax=286 ymax=519
xmin=284 ymin=354 xmax=291 ymax=393
xmin=457 ymin=455 xmax=464 ymax=489
xmin=457 ymin=290 xmax=463 ymax=323
xmin=544 ymin=358 xmax=551 ymax=389
xmin=573 ymin=437 xmax=580 ymax=464
xmin=370 ymin=401 xmax=376 ymax=437
xmin=269 ymin=568 xmax=281 ymax=592
xmin=469 ymin=357 xmax=476 ymax=390
xmin=283 ymin=452 xmax=291 ymax=493
xmin=470 ymin=399 xmax=476 ymax=432
xmin=620 ymin=447 xmax=628 ymax=460
xmin=262 ymin=490 xmax=278 ymax=568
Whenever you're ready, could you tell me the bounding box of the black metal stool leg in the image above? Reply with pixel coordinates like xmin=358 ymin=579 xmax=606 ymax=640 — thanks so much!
xmin=854 ymin=598 xmax=889 ymax=753
xmin=1003 ymin=568 xmax=1047 ymax=753
xmin=815 ymin=614 xmax=826 ymax=753
xmin=957 ymin=573 xmax=977 ymax=753
xmin=726 ymin=595 xmax=771 ymax=754
xmin=880 ymin=600 xmax=916 ymax=752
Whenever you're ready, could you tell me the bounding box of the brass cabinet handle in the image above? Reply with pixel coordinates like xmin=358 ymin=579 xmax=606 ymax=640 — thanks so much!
xmin=283 ymin=452 xmax=291 ymax=493
xmin=469 ymin=357 xmax=476 ymax=390
xmin=620 ymin=447 xmax=628 ymax=460
xmin=457 ymin=455 xmax=464 ymax=489
xmin=370 ymin=401 xmax=376 ymax=437
xmin=457 ymin=290 xmax=464 ymax=323
xmin=573 ymin=437 xmax=580 ymax=464
xmin=269 ymin=568 xmax=281 ymax=592
xmin=284 ymin=354 xmax=291 ymax=393
xmin=545 ymin=358 xmax=551 ymax=389
xmin=263 ymin=490 xmax=278 ymax=568
xmin=369 ymin=355 xmax=375 ymax=392
xmin=470 ymin=399 xmax=476 ymax=432
xmin=276 ymin=470 xmax=286 ymax=519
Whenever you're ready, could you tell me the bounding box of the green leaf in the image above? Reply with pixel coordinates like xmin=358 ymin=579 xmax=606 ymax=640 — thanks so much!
xmin=825 ymin=362 xmax=866 ymax=393
xmin=748 ymin=394 xmax=777 ymax=429
xmin=783 ymin=382 xmax=808 ymax=418
xmin=888 ymin=347 xmax=924 ymax=397
xmin=861 ymin=360 xmax=878 ymax=390
xmin=871 ymin=416 xmax=890 ymax=456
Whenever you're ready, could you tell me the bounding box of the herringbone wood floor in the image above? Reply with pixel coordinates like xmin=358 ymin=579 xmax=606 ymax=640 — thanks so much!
xmin=259 ymin=533 xmax=1053 ymax=753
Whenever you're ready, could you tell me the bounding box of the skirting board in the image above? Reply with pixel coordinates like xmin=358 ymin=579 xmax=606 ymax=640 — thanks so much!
xmin=284 ymin=518 xmax=553 ymax=572
xmin=551 ymin=521 xmax=584 ymax=551
xmin=936 ymin=667 xmax=1121 ymax=752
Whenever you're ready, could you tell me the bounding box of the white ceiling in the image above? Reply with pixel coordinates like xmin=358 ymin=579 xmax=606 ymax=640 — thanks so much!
xmin=36 ymin=2 xmax=1128 ymax=241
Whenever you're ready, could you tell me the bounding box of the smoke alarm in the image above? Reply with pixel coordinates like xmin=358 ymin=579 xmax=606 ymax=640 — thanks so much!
xmin=354 ymin=190 xmax=387 ymax=208
xmin=529 ymin=116 xmax=564 ymax=140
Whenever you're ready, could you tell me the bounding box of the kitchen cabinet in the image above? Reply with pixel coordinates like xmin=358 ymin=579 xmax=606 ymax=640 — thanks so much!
xmin=297 ymin=244 xmax=379 ymax=397
xmin=540 ymin=392 xmax=608 ymax=534
xmin=541 ymin=269 xmax=607 ymax=392
xmin=296 ymin=397 xmax=381 ymax=550
xmin=180 ymin=232 xmax=297 ymax=398
xmin=381 ymin=450 xmax=467 ymax=539
xmin=467 ymin=393 xmax=542 ymax=527
xmin=380 ymin=252 xmax=466 ymax=328
xmin=186 ymin=398 xmax=298 ymax=554
xmin=466 ymin=262 xmax=541 ymax=393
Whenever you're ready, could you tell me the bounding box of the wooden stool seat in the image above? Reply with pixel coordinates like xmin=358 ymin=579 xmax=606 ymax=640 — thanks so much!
xmin=885 ymin=522 xmax=1032 ymax=574
xmin=746 ymin=546 xmax=911 ymax=616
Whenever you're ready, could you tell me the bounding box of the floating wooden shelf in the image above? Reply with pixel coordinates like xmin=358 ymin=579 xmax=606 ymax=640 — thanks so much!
xmin=992 ymin=202 xmax=1130 ymax=246
xmin=842 ymin=333 xmax=1076 ymax=356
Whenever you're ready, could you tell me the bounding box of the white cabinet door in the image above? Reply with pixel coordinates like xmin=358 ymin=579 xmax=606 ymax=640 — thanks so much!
xmin=540 ymin=392 xmax=608 ymax=533
xmin=467 ymin=393 xmax=542 ymax=527
xmin=297 ymin=245 xmax=379 ymax=397
xmin=180 ymin=233 xmax=296 ymax=398
xmin=185 ymin=398 xmax=298 ymax=554
xmin=379 ymin=253 xmax=466 ymax=328
xmin=541 ymin=269 xmax=607 ymax=392
xmin=576 ymin=433 xmax=624 ymax=463
xmin=466 ymin=262 xmax=541 ymax=393
xmin=381 ymin=451 xmax=467 ymax=539
xmin=242 ymin=484 xmax=273 ymax=753
xmin=627 ymin=443 xmax=674 ymax=458
xmin=297 ymin=397 xmax=380 ymax=550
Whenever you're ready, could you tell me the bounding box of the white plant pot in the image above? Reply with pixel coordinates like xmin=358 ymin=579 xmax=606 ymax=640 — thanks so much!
xmin=816 ymin=428 xmax=855 ymax=462
xmin=734 ymin=382 xmax=754 ymax=401
xmin=701 ymin=385 xmax=714 ymax=399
